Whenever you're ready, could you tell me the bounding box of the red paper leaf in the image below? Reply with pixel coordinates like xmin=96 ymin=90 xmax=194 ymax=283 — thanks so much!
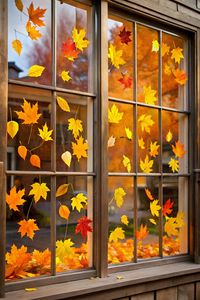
xmin=62 ymin=37 xmax=80 ymax=61
xmin=162 ymin=198 xmax=174 ymax=216
xmin=118 ymin=73 xmax=132 ymax=89
xmin=75 ymin=216 xmax=92 ymax=240
xmin=119 ymin=27 xmax=131 ymax=45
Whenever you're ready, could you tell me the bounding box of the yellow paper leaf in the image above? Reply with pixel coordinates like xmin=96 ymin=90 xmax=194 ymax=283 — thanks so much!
xmin=28 ymin=65 xmax=45 ymax=77
xmin=145 ymin=188 xmax=154 ymax=201
xmin=108 ymin=104 xmax=124 ymax=124
xmin=171 ymin=47 xmax=184 ymax=64
xmin=72 ymin=136 xmax=88 ymax=161
xmin=162 ymin=43 xmax=170 ymax=56
xmin=57 ymin=96 xmax=70 ymax=112
xmin=29 ymin=182 xmax=50 ymax=203
xmin=114 ymin=187 xmax=126 ymax=208
xmin=164 ymin=64 xmax=172 ymax=75
xmin=166 ymin=130 xmax=173 ymax=142
xmin=61 ymin=151 xmax=72 ymax=167
xmin=26 ymin=21 xmax=42 ymax=40
xmin=7 ymin=121 xmax=19 ymax=138
xmin=109 ymin=227 xmax=125 ymax=242
xmin=108 ymin=44 xmax=125 ymax=69
xmin=143 ymin=85 xmax=157 ymax=105
xmin=116 ymin=275 xmax=124 ymax=280
xmin=56 ymin=239 xmax=74 ymax=262
xmin=56 ymin=184 xmax=69 ymax=197
xmin=140 ymin=155 xmax=154 ymax=173
xmin=122 ymin=155 xmax=131 ymax=173
xmin=152 ymin=40 xmax=159 ymax=52
xmin=15 ymin=0 xmax=23 ymax=12
xmin=168 ymin=158 xmax=179 ymax=173
xmin=71 ymin=193 xmax=87 ymax=212
xmin=59 ymin=205 xmax=70 ymax=220
xmin=164 ymin=217 xmax=179 ymax=237
xmin=121 ymin=215 xmax=129 ymax=226
xmin=38 ymin=123 xmax=53 ymax=141
xmin=149 ymin=141 xmax=159 ymax=157
xmin=149 ymin=218 xmax=157 ymax=225
xmin=107 ymin=136 xmax=116 ymax=148
xmin=176 ymin=211 xmax=185 ymax=228
xmin=72 ymin=27 xmax=89 ymax=51
xmin=25 ymin=288 xmax=37 ymax=292
xmin=61 ymin=70 xmax=71 ymax=82
xmin=138 ymin=114 xmax=155 ymax=133
xmin=125 ymin=127 xmax=132 ymax=140
xmin=150 ymin=200 xmax=161 ymax=217
xmin=138 ymin=137 xmax=145 ymax=149
xmin=68 ymin=118 xmax=83 ymax=138
xmin=12 ymin=39 xmax=22 ymax=56
xmin=18 ymin=145 xmax=27 ymax=160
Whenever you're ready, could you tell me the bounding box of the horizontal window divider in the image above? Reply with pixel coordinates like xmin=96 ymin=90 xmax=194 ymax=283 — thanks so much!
xmin=108 ymin=172 xmax=190 ymax=177
xmin=8 ymin=80 xmax=96 ymax=98
xmin=108 ymin=172 xmax=137 ymax=176
xmin=6 ymin=170 xmax=95 ymax=176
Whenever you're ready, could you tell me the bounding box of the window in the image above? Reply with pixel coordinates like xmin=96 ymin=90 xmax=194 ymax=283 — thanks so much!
xmin=0 ymin=0 xmax=194 ymax=294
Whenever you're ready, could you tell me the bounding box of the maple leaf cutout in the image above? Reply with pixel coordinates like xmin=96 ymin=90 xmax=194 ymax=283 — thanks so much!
xmin=18 ymin=219 xmax=39 ymax=239
xmin=71 ymin=193 xmax=87 ymax=212
xmin=162 ymin=198 xmax=174 ymax=216
xmin=114 ymin=187 xmax=126 ymax=208
xmin=56 ymin=239 xmax=74 ymax=262
xmin=15 ymin=99 xmax=41 ymax=124
xmin=140 ymin=155 xmax=154 ymax=173
xmin=149 ymin=141 xmax=160 ymax=157
xmin=122 ymin=155 xmax=131 ymax=172
xmin=72 ymin=136 xmax=88 ymax=161
xmin=136 ymin=224 xmax=149 ymax=240
xmin=61 ymin=70 xmax=71 ymax=82
xmin=145 ymin=188 xmax=154 ymax=201
xmin=75 ymin=216 xmax=93 ymax=240
xmin=107 ymin=135 xmax=116 ymax=148
xmin=68 ymin=118 xmax=83 ymax=138
xmin=152 ymin=40 xmax=159 ymax=52
xmin=162 ymin=43 xmax=170 ymax=57
xmin=173 ymin=69 xmax=187 ymax=85
xmin=172 ymin=141 xmax=186 ymax=158
xmin=62 ymin=37 xmax=80 ymax=61
xmin=26 ymin=21 xmax=42 ymax=40
xmin=108 ymin=44 xmax=125 ymax=69
xmin=72 ymin=27 xmax=89 ymax=51
xmin=169 ymin=158 xmax=179 ymax=172
xmin=38 ymin=123 xmax=53 ymax=141
xmin=125 ymin=127 xmax=132 ymax=140
xmin=27 ymin=2 xmax=46 ymax=27
xmin=143 ymin=86 xmax=157 ymax=105
xmin=6 ymin=186 xmax=26 ymax=211
xmin=150 ymin=200 xmax=161 ymax=217
xmin=29 ymin=182 xmax=50 ymax=203
xmin=108 ymin=104 xmax=124 ymax=124
xmin=138 ymin=137 xmax=145 ymax=149
xmin=138 ymin=114 xmax=155 ymax=133
xmin=109 ymin=227 xmax=125 ymax=243
xmin=118 ymin=73 xmax=132 ymax=89
xmin=171 ymin=47 xmax=184 ymax=64
xmin=121 ymin=215 xmax=129 ymax=226
xmin=119 ymin=27 xmax=131 ymax=45
xmin=164 ymin=217 xmax=179 ymax=237
xmin=176 ymin=211 xmax=185 ymax=228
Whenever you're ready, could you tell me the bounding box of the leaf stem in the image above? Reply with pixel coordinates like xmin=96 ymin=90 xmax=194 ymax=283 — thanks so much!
xmin=109 ymin=197 xmax=114 ymax=206
xmin=27 ymin=124 xmax=33 ymax=145
xmin=26 ymin=198 xmax=34 ymax=219
xmin=64 ymin=220 xmax=69 ymax=240
xmin=30 ymin=141 xmax=44 ymax=152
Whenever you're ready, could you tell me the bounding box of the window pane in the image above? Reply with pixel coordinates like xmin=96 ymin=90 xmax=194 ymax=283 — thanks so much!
xmin=162 ymin=111 xmax=188 ymax=173
xmin=108 ymin=16 xmax=134 ymax=101
xmin=8 ymin=0 xmax=51 ymax=85
xmin=162 ymin=33 xmax=187 ymax=110
xmin=108 ymin=177 xmax=134 ymax=264
xmin=137 ymin=25 xmax=159 ymax=106
xmin=163 ymin=177 xmax=188 ymax=256
xmin=7 ymin=85 xmax=52 ymax=171
xmin=108 ymin=102 xmax=134 ymax=173
xmin=6 ymin=175 xmax=51 ymax=281
xmin=56 ymin=93 xmax=93 ymax=172
xmin=56 ymin=1 xmax=92 ymax=92
xmin=56 ymin=176 xmax=93 ymax=272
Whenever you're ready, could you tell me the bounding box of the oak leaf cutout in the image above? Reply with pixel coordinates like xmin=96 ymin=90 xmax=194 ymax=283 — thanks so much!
xmin=107 ymin=135 xmax=116 ymax=148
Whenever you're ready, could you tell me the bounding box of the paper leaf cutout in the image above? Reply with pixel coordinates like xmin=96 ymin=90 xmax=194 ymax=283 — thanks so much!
xmin=152 ymin=40 xmax=159 ymax=52
xmin=173 ymin=69 xmax=187 ymax=85
xmin=164 ymin=64 xmax=172 ymax=75
xmin=6 ymin=187 xmax=26 ymax=211
xmin=108 ymin=104 xmax=124 ymax=124
xmin=71 ymin=193 xmax=87 ymax=212
xmin=38 ymin=123 xmax=53 ymax=141
xmin=72 ymin=27 xmax=89 ymax=51
xmin=143 ymin=85 xmax=157 ymax=105
xmin=61 ymin=151 xmax=72 ymax=167
xmin=25 ymin=288 xmax=37 ymax=292
xmin=149 ymin=141 xmax=159 ymax=157
xmin=164 ymin=217 xmax=179 ymax=237
xmin=68 ymin=118 xmax=83 ymax=138
xmin=26 ymin=21 xmax=42 ymax=40
xmin=18 ymin=219 xmax=39 ymax=239
xmin=107 ymin=136 xmax=116 ymax=148
xmin=171 ymin=47 xmax=184 ymax=64
xmin=56 ymin=239 xmax=74 ymax=261
xmin=118 ymin=74 xmax=132 ymax=89
xmin=114 ymin=187 xmax=126 ymax=208
xmin=56 ymin=184 xmax=69 ymax=197
xmin=30 ymin=154 xmax=41 ymax=168
xmin=18 ymin=145 xmax=27 ymax=160
xmin=145 ymin=188 xmax=154 ymax=201
xmin=121 ymin=215 xmax=129 ymax=226
xmin=136 ymin=224 xmax=149 ymax=240
xmin=75 ymin=216 xmax=92 ymax=240
xmin=162 ymin=198 xmax=174 ymax=216
xmin=119 ymin=27 xmax=131 ymax=45
xmin=12 ymin=39 xmax=22 ymax=56
xmin=62 ymin=37 xmax=80 ymax=61
xmin=122 ymin=155 xmax=131 ymax=173
xmin=109 ymin=227 xmax=125 ymax=243
xmin=168 ymin=158 xmax=179 ymax=172
xmin=28 ymin=65 xmax=45 ymax=77
xmin=138 ymin=137 xmax=145 ymax=149
xmin=72 ymin=136 xmax=88 ymax=161
xmin=140 ymin=155 xmax=154 ymax=173
xmin=7 ymin=121 xmax=19 ymax=138
xmin=29 ymin=182 xmax=50 ymax=203
xmin=138 ymin=114 xmax=155 ymax=133
xmin=57 ymin=96 xmax=70 ymax=112
xmin=27 ymin=2 xmax=46 ymax=27
xmin=15 ymin=99 xmax=41 ymax=124
xmin=172 ymin=141 xmax=186 ymax=158
xmin=125 ymin=127 xmax=132 ymax=140
xmin=61 ymin=70 xmax=71 ymax=82
xmin=15 ymin=0 xmax=23 ymax=12
xmin=150 ymin=200 xmax=161 ymax=217
xmin=149 ymin=218 xmax=157 ymax=225
xmin=176 ymin=211 xmax=185 ymax=228
xmin=59 ymin=205 xmax=70 ymax=220
xmin=162 ymin=43 xmax=170 ymax=57
xmin=166 ymin=130 xmax=173 ymax=142
xmin=108 ymin=44 xmax=125 ymax=69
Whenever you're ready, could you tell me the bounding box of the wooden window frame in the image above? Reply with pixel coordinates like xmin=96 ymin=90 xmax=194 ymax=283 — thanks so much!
xmin=0 ymin=0 xmax=199 ymax=297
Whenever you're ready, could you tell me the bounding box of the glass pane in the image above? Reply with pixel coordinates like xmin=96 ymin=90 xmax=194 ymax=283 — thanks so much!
xmin=56 ymin=93 xmax=92 ymax=172
xmin=8 ymin=0 xmax=51 ymax=85
xmin=137 ymin=177 xmax=159 ymax=259
xmin=7 ymin=85 xmax=52 ymax=171
xmin=162 ymin=111 xmax=188 ymax=173
xmin=137 ymin=25 xmax=159 ymax=106
xmin=56 ymin=0 xmax=92 ymax=92
xmin=162 ymin=33 xmax=187 ymax=110
xmin=163 ymin=177 xmax=188 ymax=256
xmin=56 ymin=176 xmax=93 ymax=272
xmin=137 ymin=106 xmax=159 ymax=173
xmin=108 ymin=102 xmax=134 ymax=173
xmin=108 ymin=177 xmax=134 ymax=264
xmin=6 ymin=175 xmax=51 ymax=281
xmin=108 ymin=15 xmax=134 ymax=101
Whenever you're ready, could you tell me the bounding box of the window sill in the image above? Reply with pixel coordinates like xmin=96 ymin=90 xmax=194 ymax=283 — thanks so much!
xmin=4 ymin=261 xmax=200 ymax=300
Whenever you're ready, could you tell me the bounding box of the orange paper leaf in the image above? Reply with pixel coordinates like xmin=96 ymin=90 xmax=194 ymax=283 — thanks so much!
xmin=6 ymin=186 xmax=26 ymax=211
xmin=18 ymin=219 xmax=39 ymax=239
xmin=172 ymin=140 xmax=186 ymax=158
xmin=18 ymin=145 xmax=28 ymax=160
xmin=59 ymin=205 xmax=70 ymax=220
xmin=30 ymin=154 xmax=41 ymax=168
xmin=27 ymin=2 xmax=46 ymax=27
xmin=15 ymin=99 xmax=41 ymax=124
